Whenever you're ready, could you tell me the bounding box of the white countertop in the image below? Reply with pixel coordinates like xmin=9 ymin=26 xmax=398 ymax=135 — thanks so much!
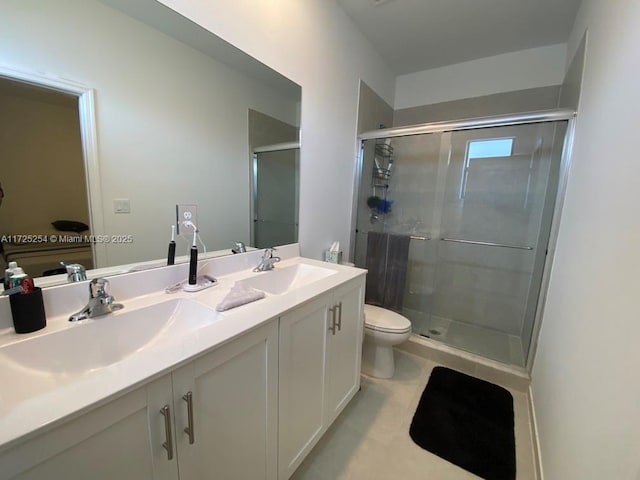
xmin=0 ymin=252 xmax=365 ymax=452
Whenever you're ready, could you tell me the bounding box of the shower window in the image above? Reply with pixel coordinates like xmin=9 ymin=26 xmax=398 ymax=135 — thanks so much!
xmin=461 ymin=137 xmax=514 ymax=198
xmin=467 ymin=138 xmax=514 ymax=158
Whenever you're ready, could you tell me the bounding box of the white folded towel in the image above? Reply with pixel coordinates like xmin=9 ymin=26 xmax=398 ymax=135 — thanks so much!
xmin=216 ymin=282 xmax=265 ymax=312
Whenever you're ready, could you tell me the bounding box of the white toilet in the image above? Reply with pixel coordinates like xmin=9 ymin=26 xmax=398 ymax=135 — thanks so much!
xmin=362 ymin=304 xmax=412 ymax=379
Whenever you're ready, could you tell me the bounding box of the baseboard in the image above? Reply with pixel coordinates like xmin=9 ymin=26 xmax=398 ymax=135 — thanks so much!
xmin=527 ymin=385 xmax=544 ymax=480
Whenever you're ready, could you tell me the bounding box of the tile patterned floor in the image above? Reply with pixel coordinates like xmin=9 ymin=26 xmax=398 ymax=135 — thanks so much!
xmin=291 ymin=350 xmax=536 ymax=480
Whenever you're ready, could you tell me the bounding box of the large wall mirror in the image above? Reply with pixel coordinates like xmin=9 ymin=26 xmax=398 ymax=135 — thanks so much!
xmin=0 ymin=0 xmax=301 ymax=286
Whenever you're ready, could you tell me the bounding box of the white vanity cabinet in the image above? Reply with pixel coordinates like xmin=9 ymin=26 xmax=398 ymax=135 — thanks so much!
xmin=171 ymin=320 xmax=278 ymax=480
xmin=0 ymin=375 xmax=178 ymax=480
xmin=325 ymin=279 xmax=366 ymax=425
xmin=0 ymin=320 xmax=279 ymax=480
xmin=278 ymin=276 xmax=365 ymax=480
xmin=0 ymin=260 xmax=365 ymax=480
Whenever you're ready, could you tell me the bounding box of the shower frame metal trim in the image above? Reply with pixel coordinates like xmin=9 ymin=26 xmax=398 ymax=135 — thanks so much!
xmin=525 ymin=116 xmax=577 ymax=371
xmin=358 ymin=109 xmax=576 ymax=140
xmin=351 ymin=108 xmax=577 ymax=372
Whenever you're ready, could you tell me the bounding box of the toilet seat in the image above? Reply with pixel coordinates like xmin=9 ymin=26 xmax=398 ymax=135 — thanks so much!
xmin=364 ymin=304 xmax=411 ymax=334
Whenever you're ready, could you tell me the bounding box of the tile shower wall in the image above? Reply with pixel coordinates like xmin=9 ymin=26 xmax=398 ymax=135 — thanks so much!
xmin=354 ymin=139 xmax=387 ymax=268
xmin=432 ymin=124 xmax=557 ymax=336
xmin=383 ymin=133 xmax=444 ymax=321
xmin=353 ymin=80 xmax=395 ymax=269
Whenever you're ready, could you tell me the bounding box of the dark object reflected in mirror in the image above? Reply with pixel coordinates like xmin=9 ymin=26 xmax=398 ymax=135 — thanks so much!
xmin=51 ymin=220 xmax=90 ymax=233
xmin=0 ymin=0 xmax=301 ymax=287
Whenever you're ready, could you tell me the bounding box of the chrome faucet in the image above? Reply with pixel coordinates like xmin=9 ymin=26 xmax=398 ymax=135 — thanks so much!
xmin=69 ymin=278 xmax=124 ymax=321
xmin=61 ymin=262 xmax=87 ymax=282
xmin=253 ymin=248 xmax=281 ymax=272
xmin=232 ymin=241 xmax=247 ymax=254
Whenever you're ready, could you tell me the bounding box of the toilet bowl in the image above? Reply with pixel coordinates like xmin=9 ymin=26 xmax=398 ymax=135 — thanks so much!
xmin=362 ymin=304 xmax=412 ymax=379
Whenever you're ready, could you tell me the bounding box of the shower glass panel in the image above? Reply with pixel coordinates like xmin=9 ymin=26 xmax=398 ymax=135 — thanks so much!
xmin=355 ymin=121 xmax=567 ymax=367
xmin=253 ymin=147 xmax=299 ymax=248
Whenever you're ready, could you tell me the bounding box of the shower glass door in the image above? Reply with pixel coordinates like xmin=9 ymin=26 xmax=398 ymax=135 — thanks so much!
xmin=355 ymin=120 xmax=567 ymax=367
xmin=432 ymin=123 xmax=564 ymax=365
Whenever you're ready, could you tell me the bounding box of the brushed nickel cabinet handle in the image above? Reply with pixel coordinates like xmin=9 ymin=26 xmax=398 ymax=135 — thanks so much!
xmin=160 ymin=405 xmax=174 ymax=460
xmin=336 ymin=302 xmax=343 ymax=332
xmin=183 ymin=391 xmax=195 ymax=445
xmin=328 ymin=306 xmax=336 ymax=335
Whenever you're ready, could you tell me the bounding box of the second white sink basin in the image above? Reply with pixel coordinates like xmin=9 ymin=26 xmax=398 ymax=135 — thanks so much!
xmin=240 ymin=263 xmax=337 ymax=295
xmin=0 ymin=298 xmax=216 ymax=376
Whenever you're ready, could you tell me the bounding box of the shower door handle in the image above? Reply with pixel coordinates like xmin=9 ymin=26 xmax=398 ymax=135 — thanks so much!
xmin=440 ymin=237 xmax=533 ymax=250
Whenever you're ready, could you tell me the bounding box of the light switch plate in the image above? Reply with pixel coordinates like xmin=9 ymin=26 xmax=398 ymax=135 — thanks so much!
xmin=113 ymin=198 xmax=131 ymax=214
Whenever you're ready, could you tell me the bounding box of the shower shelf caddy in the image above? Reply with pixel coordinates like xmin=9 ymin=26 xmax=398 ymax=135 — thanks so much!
xmin=373 ymin=141 xmax=393 ymax=182
xmin=369 ymin=139 xmax=394 ymax=215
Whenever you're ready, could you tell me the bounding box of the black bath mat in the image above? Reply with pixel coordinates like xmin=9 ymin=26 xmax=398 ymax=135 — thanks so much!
xmin=409 ymin=367 xmax=516 ymax=480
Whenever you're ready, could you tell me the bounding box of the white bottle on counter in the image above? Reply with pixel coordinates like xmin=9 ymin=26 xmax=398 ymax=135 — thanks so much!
xmin=3 ymin=261 xmax=18 ymax=289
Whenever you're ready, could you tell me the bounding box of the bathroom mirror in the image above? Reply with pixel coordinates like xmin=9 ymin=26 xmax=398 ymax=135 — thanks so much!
xmin=0 ymin=0 xmax=301 ymax=285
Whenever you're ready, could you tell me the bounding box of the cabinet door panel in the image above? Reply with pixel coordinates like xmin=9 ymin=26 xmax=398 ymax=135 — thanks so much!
xmin=173 ymin=321 xmax=278 ymax=480
xmin=278 ymin=295 xmax=329 ymax=480
xmin=326 ymin=280 xmax=364 ymax=424
xmin=0 ymin=375 xmax=176 ymax=480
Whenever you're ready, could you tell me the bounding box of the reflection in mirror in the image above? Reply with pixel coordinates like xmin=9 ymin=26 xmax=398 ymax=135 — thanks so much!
xmin=248 ymin=108 xmax=300 ymax=249
xmin=0 ymin=79 xmax=94 ymax=277
xmin=0 ymin=0 xmax=301 ymax=285
xmin=253 ymin=143 xmax=300 ymax=249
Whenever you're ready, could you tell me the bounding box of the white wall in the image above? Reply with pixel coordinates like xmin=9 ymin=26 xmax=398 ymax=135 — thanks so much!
xmin=0 ymin=0 xmax=299 ymax=267
xmin=394 ymin=44 xmax=567 ymax=110
xmin=531 ymin=1 xmax=640 ymax=478
xmin=155 ymin=0 xmax=396 ymax=260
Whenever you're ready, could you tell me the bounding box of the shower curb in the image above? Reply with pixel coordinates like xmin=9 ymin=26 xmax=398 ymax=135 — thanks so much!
xmin=397 ymin=334 xmax=531 ymax=392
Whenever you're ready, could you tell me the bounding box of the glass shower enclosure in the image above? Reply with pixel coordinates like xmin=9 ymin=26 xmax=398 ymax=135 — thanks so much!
xmin=353 ymin=110 xmax=574 ymax=367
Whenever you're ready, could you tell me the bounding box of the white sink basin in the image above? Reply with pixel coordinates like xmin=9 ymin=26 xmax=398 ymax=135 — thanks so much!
xmin=240 ymin=263 xmax=337 ymax=295
xmin=0 ymin=298 xmax=216 ymax=376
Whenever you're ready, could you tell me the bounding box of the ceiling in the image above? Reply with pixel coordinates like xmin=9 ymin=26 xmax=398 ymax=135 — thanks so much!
xmin=336 ymin=0 xmax=582 ymax=75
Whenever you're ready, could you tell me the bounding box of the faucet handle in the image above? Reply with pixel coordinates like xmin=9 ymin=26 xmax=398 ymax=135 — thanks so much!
xmin=263 ymin=247 xmax=277 ymax=258
xmin=232 ymin=242 xmax=246 ymax=254
xmin=61 ymin=262 xmax=87 ymax=282
xmin=89 ymin=278 xmax=110 ymax=298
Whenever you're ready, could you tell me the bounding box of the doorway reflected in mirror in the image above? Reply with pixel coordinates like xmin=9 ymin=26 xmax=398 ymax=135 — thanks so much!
xmin=0 ymin=78 xmax=94 ymax=278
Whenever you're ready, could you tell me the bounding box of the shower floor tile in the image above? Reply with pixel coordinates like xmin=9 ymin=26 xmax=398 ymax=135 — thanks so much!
xmin=445 ymin=321 xmax=524 ymax=366
xmin=407 ymin=310 xmax=525 ymax=366
xmin=291 ymin=350 xmax=536 ymax=480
